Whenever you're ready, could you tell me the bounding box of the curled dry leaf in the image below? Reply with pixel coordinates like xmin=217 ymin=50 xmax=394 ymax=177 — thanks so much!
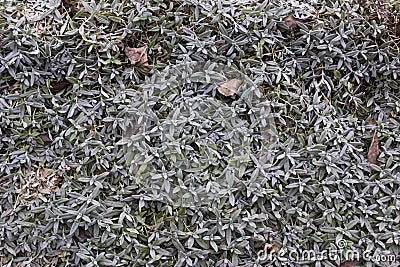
xmin=124 ymin=46 xmax=148 ymax=67
xmin=367 ymin=120 xmax=380 ymax=168
xmin=217 ymin=78 xmax=242 ymax=97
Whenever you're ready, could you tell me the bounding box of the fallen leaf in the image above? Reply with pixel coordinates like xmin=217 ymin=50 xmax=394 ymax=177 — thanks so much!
xmin=367 ymin=120 xmax=380 ymax=167
xmin=39 ymin=133 xmax=52 ymax=146
xmin=124 ymin=46 xmax=148 ymax=67
xmin=50 ymin=80 xmax=71 ymax=93
xmin=284 ymin=14 xmax=299 ymax=29
xmin=264 ymin=243 xmax=280 ymax=254
xmin=62 ymin=0 xmax=82 ymax=16
xmin=217 ymin=78 xmax=242 ymax=97
xmin=9 ymin=81 xmax=20 ymax=93
xmin=74 ymin=228 xmax=92 ymax=243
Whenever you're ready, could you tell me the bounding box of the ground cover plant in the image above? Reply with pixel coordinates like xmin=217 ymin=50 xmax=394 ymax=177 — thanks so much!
xmin=0 ymin=0 xmax=399 ymax=266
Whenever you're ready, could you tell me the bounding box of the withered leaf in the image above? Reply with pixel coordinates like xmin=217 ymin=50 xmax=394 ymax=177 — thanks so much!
xmin=217 ymin=78 xmax=242 ymax=97
xmin=284 ymin=14 xmax=299 ymax=29
xmin=264 ymin=243 xmax=280 ymax=254
xmin=62 ymin=0 xmax=83 ymax=16
xmin=124 ymin=46 xmax=148 ymax=67
xmin=9 ymin=81 xmax=20 ymax=92
xmin=74 ymin=228 xmax=92 ymax=243
xmin=39 ymin=133 xmax=52 ymax=146
xmin=50 ymin=80 xmax=71 ymax=93
xmin=367 ymin=120 xmax=380 ymax=167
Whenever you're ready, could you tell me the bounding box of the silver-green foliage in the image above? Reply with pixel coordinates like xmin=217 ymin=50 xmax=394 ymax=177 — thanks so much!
xmin=0 ymin=0 xmax=399 ymax=266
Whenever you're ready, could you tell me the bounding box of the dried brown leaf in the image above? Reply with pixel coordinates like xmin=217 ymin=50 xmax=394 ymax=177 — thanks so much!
xmin=124 ymin=46 xmax=148 ymax=67
xmin=284 ymin=14 xmax=299 ymax=29
xmin=40 ymin=133 xmax=52 ymax=146
xmin=367 ymin=120 xmax=380 ymax=167
xmin=62 ymin=0 xmax=83 ymax=16
xmin=217 ymin=78 xmax=242 ymax=97
xmin=50 ymin=80 xmax=71 ymax=93
xmin=264 ymin=243 xmax=280 ymax=254
xmin=73 ymin=228 xmax=92 ymax=243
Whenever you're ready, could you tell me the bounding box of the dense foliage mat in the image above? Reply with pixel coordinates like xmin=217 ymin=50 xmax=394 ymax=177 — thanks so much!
xmin=0 ymin=0 xmax=399 ymax=266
